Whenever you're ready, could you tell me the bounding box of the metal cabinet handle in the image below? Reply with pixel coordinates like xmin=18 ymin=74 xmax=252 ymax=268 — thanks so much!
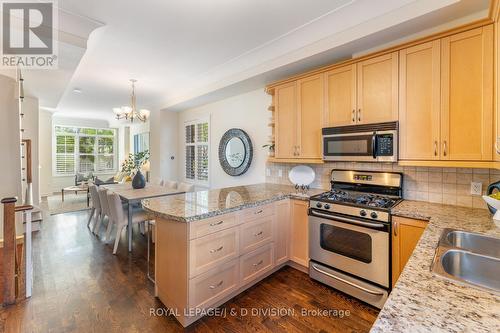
xmin=393 ymin=220 xmax=398 ymax=237
xmin=209 ymin=220 xmax=223 ymax=227
xmin=293 ymin=146 xmax=297 ymax=156
xmin=297 ymin=145 xmax=300 ymax=156
xmin=443 ymin=141 xmax=447 ymax=157
xmin=210 ymin=246 xmax=224 ymax=254
xmin=253 ymin=260 xmax=264 ymax=267
xmin=209 ymin=280 xmax=223 ymax=289
xmin=254 ymin=210 xmax=263 ymax=215
xmin=352 ymin=109 xmax=356 ymax=123
xmin=496 ymin=141 xmax=500 ymax=154
xmin=434 ymin=141 xmax=438 ymax=156
xmin=254 ymin=231 xmax=263 ymax=237
xmin=312 ymin=264 xmax=384 ymax=296
xmin=358 ymin=108 xmax=361 ymax=122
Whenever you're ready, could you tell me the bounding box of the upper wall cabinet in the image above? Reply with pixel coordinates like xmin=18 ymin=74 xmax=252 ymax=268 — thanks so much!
xmin=324 ymin=53 xmax=398 ymax=127
xmin=356 ymin=52 xmax=399 ymax=124
xmin=275 ymin=82 xmax=297 ymax=159
xmin=324 ymin=64 xmax=356 ymax=126
xmin=496 ymin=20 xmax=500 ymax=161
xmin=441 ymin=26 xmax=493 ymax=161
xmin=274 ymin=75 xmax=323 ymax=160
xmin=399 ymin=40 xmax=441 ymax=160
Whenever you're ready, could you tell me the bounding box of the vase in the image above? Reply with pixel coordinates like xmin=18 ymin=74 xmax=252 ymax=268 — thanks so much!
xmin=132 ymin=170 xmax=146 ymax=189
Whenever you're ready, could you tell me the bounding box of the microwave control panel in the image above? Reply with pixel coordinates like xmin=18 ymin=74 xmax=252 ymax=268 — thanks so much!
xmin=377 ymin=134 xmax=393 ymax=156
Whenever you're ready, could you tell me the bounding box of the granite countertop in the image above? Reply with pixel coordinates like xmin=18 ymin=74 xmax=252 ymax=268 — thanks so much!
xmin=371 ymin=200 xmax=500 ymax=333
xmin=142 ymin=183 xmax=324 ymax=222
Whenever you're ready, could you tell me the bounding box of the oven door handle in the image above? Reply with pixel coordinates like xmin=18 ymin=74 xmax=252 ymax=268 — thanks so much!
xmin=312 ymin=264 xmax=385 ymax=296
xmin=310 ymin=210 xmax=385 ymax=229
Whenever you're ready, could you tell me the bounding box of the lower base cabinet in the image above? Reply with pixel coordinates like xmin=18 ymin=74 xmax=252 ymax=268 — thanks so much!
xmin=391 ymin=216 xmax=428 ymax=287
xmin=290 ymin=200 xmax=309 ymax=267
xmin=155 ymin=200 xmax=304 ymax=327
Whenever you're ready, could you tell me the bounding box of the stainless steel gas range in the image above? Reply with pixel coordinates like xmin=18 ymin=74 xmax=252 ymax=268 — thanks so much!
xmin=308 ymin=169 xmax=403 ymax=309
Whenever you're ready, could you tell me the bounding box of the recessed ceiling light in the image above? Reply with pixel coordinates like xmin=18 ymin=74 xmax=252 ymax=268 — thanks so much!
xmin=73 ymin=88 xmax=82 ymax=93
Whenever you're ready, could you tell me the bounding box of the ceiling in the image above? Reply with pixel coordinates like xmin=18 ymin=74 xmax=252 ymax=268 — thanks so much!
xmin=16 ymin=0 xmax=491 ymax=120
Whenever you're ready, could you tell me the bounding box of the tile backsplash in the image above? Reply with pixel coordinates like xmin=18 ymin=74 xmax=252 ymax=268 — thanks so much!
xmin=266 ymin=162 xmax=500 ymax=210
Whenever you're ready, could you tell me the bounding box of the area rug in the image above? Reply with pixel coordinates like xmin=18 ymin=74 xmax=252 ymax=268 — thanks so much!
xmin=40 ymin=193 xmax=92 ymax=215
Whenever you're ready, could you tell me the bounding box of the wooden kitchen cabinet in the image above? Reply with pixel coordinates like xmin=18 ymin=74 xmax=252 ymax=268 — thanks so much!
xmin=274 ymin=82 xmax=297 ymax=159
xmin=274 ymin=75 xmax=323 ymax=160
xmin=290 ymin=199 xmax=309 ymax=267
xmin=324 ymin=64 xmax=357 ymax=127
xmin=495 ymin=19 xmax=500 ymax=161
xmin=391 ymin=216 xmax=428 ymax=287
xmin=440 ymin=26 xmax=493 ymax=161
xmin=297 ymin=74 xmax=324 ymax=158
xmin=356 ymin=52 xmax=399 ymax=124
xmin=274 ymin=199 xmax=290 ymax=266
xmin=399 ymin=40 xmax=441 ymax=160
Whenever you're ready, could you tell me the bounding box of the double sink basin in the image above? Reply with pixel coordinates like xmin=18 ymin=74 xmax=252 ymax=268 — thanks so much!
xmin=431 ymin=228 xmax=500 ymax=294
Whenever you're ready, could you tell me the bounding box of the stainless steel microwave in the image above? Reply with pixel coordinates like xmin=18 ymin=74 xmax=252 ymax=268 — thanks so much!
xmin=322 ymin=122 xmax=398 ymax=162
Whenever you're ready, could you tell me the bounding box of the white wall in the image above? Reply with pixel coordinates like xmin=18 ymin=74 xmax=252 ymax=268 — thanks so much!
xmin=39 ymin=110 xmax=53 ymax=196
xmin=176 ymin=88 xmax=271 ymax=189
xmin=0 ymin=75 xmax=22 ymax=239
xmin=150 ymin=110 xmax=178 ymax=184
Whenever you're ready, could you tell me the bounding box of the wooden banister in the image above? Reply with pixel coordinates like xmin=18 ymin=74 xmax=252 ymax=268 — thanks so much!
xmin=1 ymin=197 xmax=17 ymax=306
xmin=14 ymin=205 xmax=33 ymax=213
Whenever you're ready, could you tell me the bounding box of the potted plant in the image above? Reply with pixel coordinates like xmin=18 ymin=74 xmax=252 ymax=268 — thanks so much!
xmin=262 ymin=143 xmax=275 ymax=157
xmin=121 ymin=150 xmax=150 ymax=189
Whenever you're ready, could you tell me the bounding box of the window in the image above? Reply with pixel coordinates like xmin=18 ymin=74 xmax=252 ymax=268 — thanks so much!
xmin=54 ymin=126 xmax=117 ymax=176
xmin=185 ymin=119 xmax=209 ymax=184
xmin=134 ymin=132 xmax=150 ymax=154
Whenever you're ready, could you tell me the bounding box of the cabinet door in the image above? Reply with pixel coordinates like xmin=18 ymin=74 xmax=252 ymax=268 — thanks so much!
xmin=399 ymin=41 xmax=441 ymax=160
xmin=441 ymin=26 xmax=493 ymax=161
xmin=297 ymin=74 xmax=324 ymax=158
xmin=290 ymin=200 xmax=309 ymax=267
xmin=391 ymin=216 xmax=427 ymax=287
xmin=275 ymin=82 xmax=297 ymax=158
xmin=356 ymin=52 xmax=398 ymax=124
xmin=274 ymin=200 xmax=290 ymax=266
xmin=495 ymin=20 xmax=500 ymax=161
xmin=324 ymin=64 xmax=357 ymax=127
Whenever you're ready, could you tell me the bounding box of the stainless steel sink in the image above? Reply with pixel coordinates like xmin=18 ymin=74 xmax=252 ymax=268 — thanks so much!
xmin=431 ymin=229 xmax=500 ymax=294
xmin=442 ymin=229 xmax=500 ymax=258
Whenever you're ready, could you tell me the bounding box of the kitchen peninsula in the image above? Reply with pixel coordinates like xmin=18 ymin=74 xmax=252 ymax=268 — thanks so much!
xmin=142 ymin=183 xmax=323 ymax=327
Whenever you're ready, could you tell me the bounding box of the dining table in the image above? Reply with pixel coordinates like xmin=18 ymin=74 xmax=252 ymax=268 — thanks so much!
xmin=102 ymin=183 xmax=184 ymax=252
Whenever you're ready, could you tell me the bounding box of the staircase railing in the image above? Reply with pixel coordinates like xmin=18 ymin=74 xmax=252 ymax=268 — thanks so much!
xmin=1 ymin=197 xmax=33 ymax=306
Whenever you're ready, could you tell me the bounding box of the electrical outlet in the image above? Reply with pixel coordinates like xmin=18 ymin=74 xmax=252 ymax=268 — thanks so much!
xmin=266 ymin=168 xmax=271 ymax=177
xmin=278 ymin=169 xmax=283 ymax=178
xmin=470 ymin=182 xmax=483 ymax=196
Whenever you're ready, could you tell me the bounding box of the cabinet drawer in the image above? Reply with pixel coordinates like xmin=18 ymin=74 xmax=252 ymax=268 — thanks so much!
xmin=188 ymin=259 xmax=239 ymax=309
xmin=189 ymin=213 xmax=238 ymax=240
xmin=190 ymin=228 xmax=239 ymax=278
xmin=240 ymin=216 xmax=274 ymax=254
xmin=240 ymin=243 xmax=274 ymax=285
xmin=241 ymin=203 xmax=274 ymax=222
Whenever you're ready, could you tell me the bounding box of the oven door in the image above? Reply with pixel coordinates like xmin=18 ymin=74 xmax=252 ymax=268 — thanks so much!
xmin=323 ymin=132 xmax=376 ymax=161
xmin=308 ymin=210 xmax=390 ymax=288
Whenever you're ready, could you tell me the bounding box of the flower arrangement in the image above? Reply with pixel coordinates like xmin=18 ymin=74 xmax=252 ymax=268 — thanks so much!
xmin=121 ymin=150 xmax=150 ymax=176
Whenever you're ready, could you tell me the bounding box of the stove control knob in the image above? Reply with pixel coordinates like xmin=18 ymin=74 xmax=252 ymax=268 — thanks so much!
xmin=316 ymin=202 xmax=323 ymax=208
xmin=324 ymin=204 xmax=331 ymax=210
xmin=359 ymin=210 xmax=367 ymax=217
xmin=370 ymin=212 xmax=378 ymax=219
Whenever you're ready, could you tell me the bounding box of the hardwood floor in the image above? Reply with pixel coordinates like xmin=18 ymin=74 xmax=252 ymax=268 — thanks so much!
xmin=0 ymin=210 xmax=379 ymax=332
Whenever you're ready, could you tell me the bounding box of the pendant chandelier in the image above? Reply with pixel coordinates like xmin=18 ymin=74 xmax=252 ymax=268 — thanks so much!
xmin=113 ymin=79 xmax=150 ymax=123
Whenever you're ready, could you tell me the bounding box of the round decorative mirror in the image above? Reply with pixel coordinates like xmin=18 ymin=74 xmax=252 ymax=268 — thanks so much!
xmin=219 ymin=129 xmax=253 ymax=176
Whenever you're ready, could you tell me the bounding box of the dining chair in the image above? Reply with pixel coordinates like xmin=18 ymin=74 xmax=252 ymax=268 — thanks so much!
xmin=147 ymin=219 xmax=156 ymax=283
xmin=95 ymin=187 xmax=110 ymax=235
xmin=107 ymin=192 xmax=150 ymax=255
xmin=178 ymin=182 xmax=195 ymax=192
xmin=163 ymin=180 xmax=178 ymax=190
xmin=87 ymin=185 xmax=101 ymax=230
